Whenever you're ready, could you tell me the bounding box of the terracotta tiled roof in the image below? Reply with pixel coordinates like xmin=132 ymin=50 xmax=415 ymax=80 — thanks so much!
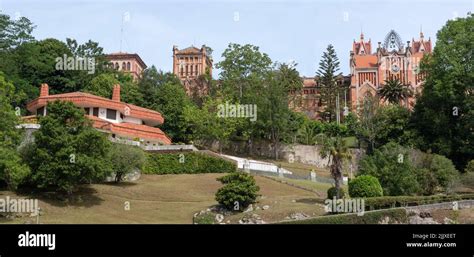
xmin=176 ymin=46 xmax=201 ymax=55
xmin=105 ymin=52 xmax=147 ymax=69
xmin=354 ymin=55 xmax=378 ymax=68
xmin=87 ymin=115 xmax=171 ymax=144
xmin=27 ymin=92 xmax=164 ymax=124
xmin=412 ymin=40 xmax=432 ymax=53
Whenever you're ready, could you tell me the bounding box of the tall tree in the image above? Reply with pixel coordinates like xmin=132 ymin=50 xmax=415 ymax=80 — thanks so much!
xmin=317 ymin=135 xmax=351 ymax=198
xmin=317 ymin=44 xmax=342 ymax=122
xmin=138 ymin=67 xmax=193 ymax=143
xmin=0 ymin=73 xmax=30 ymax=189
xmin=216 ymin=43 xmax=272 ymax=100
xmin=28 ymin=101 xmax=111 ymax=194
xmin=411 ymin=13 xmax=474 ymax=170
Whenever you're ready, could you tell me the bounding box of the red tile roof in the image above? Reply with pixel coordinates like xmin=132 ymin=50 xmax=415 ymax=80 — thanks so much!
xmin=27 ymin=91 xmax=164 ymax=125
xmin=87 ymin=115 xmax=171 ymax=144
xmin=26 ymin=83 xmax=171 ymax=145
xmin=354 ymin=55 xmax=378 ymax=68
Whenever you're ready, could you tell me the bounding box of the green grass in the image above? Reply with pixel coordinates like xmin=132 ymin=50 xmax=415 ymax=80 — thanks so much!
xmin=265 ymin=176 xmax=348 ymax=198
xmin=0 ymin=174 xmax=323 ymax=224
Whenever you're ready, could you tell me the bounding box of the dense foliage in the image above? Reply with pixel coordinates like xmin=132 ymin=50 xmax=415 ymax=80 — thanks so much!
xmin=215 ymin=172 xmax=260 ymax=211
xmin=143 ymin=152 xmax=236 ymax=174
xmin=27 ymin=101 xmax=112 ymax=193
xmin=410 ymin=14 xmax=474 ymax=170
xmin=359 ymin=142 xmax=458 ymax=196
xmin=348 ymin=175 xmax=383 ymax=198
xmin=108 ymin=144 xmax=145 ymax=183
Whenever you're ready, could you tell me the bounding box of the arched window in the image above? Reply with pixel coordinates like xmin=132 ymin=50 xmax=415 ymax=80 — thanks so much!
xmin=127 ymin=62 xmax=131 ymax=71
xmin=190 ymin=65 xmax=193 ymax=75
xmin=180 ymin=67 xmax=184 ymax=76
xmin=122 ymin=62 xmax=126 ymax=70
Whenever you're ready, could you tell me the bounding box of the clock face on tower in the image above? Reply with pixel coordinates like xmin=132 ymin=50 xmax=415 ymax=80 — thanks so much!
xmin=391 ymin=64 xmax=400 ymax=73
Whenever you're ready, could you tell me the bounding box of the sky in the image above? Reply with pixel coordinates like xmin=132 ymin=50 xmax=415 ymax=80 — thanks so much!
xmin=0 ymin=0 xmax=472 ymax=77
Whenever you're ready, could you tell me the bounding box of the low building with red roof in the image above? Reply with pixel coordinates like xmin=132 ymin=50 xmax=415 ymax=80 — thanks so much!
xmin=26 ymin=83 xmax=171 ymax=146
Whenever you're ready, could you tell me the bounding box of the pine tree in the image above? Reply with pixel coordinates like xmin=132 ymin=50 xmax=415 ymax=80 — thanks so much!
xmin=316 ymin=44 xmax=342 ymax=122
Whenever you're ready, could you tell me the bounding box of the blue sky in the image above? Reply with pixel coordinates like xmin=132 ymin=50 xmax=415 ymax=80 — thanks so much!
xmin=1 ymin=0 xmax=472 ymax=77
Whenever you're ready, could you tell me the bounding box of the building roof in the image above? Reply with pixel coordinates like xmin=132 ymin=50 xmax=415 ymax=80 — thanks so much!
xmin=175 ymin=46 xmax=202 ymax=55
xmin=353 ymin=55 xmax=378 ymax=68
xmin=26 ymin=84 xmax=171 ymax=145
xmin=87 ymin=115 xmax=171 ymax=144
xmin=27 ymin=89 xmax=164 ymax=125
xmin=105 ymin=52 xmax=147 ymax=69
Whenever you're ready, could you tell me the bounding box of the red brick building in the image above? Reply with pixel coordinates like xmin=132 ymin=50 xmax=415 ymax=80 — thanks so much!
xmin=172 ymin=45 xmax=213 ymax=97
xmin=349 ymin=30 xmax=432 ymax=111
xmin=105 ymin=52 xmax=147 ymax=81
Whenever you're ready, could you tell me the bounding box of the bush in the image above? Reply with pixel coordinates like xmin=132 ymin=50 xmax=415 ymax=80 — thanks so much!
xmin=359 ymin=142 xmax=420 ymax=196
xmin=215 ymin=172 xmax=260 ymax=211
xmin=0 ymin=145 xmax=30 ymax=190
xmin=363 ymin=194 xmax=474 ymax=211
xmin=465 ymin=160 xmax=474 ymax=173
xmin=327 ymin=186 xmax=345 ymax=199
xmin=348 ymin=175 xmax=383 ymax=198
xmin=143 ymin=152 xmax=236 ymax=174
xmin=108 ymin=144 xmax=146 ymax=182
xmin=360 ymin=142 xmax=459 ymax=196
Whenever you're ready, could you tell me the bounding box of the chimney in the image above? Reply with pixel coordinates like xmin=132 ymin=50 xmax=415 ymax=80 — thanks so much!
xmin=112 ymin=84 xmax=121 ymax=102
xmin=40 ymin=83 xmax=49 ymax=97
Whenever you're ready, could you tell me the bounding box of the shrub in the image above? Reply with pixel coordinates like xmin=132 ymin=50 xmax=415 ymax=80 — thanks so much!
xmin=359 ymin=142 xmax=420 ymax=196
xmin=0 ymin=145 xmax=30 ymax=190
xmin=363 ymin=194 xmax=474 ymax=211
xmin=465 ymin=160 xmax=474 ymax=173
xmin=327 ymin=186 xmax=345 ymax=199
xmin=143 ymin=152 xmax=236 ymax=174
xmin=108 ymin=144 xmax=146 ymax=182
xmin=215 ymin=173 xmax=260 ymax=211
xmin=348 ymin=175 xmax=383 ymax=198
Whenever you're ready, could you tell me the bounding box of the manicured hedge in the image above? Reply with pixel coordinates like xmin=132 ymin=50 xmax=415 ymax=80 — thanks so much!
xmin=364 ymin=194 xmax=474 ymax=210
xmin=284 ymin=208 xmax=408 ymax=224
xmin=143 ymin=152 xmax=237 ymax=174
xmin=348 ymin=175 xmax=383 ymax=198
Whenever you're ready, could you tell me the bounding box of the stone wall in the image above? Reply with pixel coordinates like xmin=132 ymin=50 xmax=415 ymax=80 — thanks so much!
xmin=199 ymin=140 xmax=365 ymax=172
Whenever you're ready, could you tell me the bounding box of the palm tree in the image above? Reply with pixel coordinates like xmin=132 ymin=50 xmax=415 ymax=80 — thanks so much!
xmin=316 ymin=135 xmax=352 ymax=198
xmin=297 ymin=122 xmax=320 ymax=145
xmin=378 ymin=79 xmax=413 ymax=105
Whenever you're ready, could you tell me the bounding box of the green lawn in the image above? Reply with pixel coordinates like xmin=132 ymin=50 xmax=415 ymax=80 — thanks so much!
xmin=0 ymin=174 xmax=326 ymax=224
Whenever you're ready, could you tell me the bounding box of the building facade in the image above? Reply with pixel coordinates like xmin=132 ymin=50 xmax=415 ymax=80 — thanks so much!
xmin=105 ymin=52 xmax=147 ymax=81
xmin=26 ymin=84 xmax=171 ymax=146
xmin=172 ymin=45 xmax=213 ymax=97
xmin=289 ymin=75 xmax=350 ymax=120
xmin=349 ymin=30 xmax=432 ymax=111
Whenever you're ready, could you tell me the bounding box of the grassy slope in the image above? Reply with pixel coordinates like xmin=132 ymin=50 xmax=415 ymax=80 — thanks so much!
xmin=0 ymin=174 xmax=325 ymax=224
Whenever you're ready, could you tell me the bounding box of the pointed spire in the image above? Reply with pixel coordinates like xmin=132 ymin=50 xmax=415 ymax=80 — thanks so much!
xmin=420 ymin=25 xmax=424 ymax=40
